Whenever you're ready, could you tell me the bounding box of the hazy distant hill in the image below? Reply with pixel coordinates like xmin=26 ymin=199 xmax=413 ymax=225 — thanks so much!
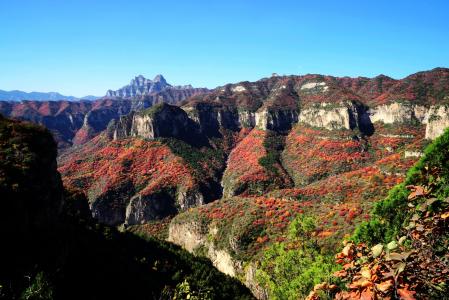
xmin=0 ymin=89 xmax=100 ymax=101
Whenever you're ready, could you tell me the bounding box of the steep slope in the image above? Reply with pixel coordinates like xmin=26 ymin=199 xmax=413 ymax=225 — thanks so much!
xmin=0 ymin=115 xmax=253 ymax=300
xmin=0 ymin=115 xmax=64 ymax=237
xmin=0 ymin=100 xmax=92 ymax=148
xmin=160 ymin=68 xmax=449 ymax=298
xmin=55 ymin=68 xmax=449 ymax=298
xmin=308 ymin=128 xmax=449 ymax=300
xmin=58 ymin=103 xmax=234 ymax=226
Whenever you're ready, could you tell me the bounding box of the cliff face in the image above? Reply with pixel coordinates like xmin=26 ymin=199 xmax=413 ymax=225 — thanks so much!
xmin=366 ymin=102 xmax=449 ymax=139
xmin=168 ymin=217 xmax=269 ymax=300
xmin=424 ymin=105 xmax=449 ymax=139
xmin=179 ymin=98 xmax=449 ymax=142
xmin=255 ymin=108 xmax=298 ymax=131
xmin=298 ymin=101 xmax=365 ymax=130
xmin=114 ymin=103 xmax=196 ymax=140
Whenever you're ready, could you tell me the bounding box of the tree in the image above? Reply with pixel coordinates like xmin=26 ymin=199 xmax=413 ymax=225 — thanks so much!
xmin=256 ymin=215 xmax=337 ymax=299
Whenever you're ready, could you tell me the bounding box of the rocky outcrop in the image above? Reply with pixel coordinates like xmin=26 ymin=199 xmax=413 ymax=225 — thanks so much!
xmin=182 ymin=103 xmax=299 ymax=135
xmin=404 ymin=150 xmax=423 ymax=158
xmin=168 ymin=220 xmax=268 ymax=299
xmin=73 ymin=104 xmax=127 ymax=144
xmin=125 ymin=193 xmax=175 ymax=225
xmin=125 ymin=189 xmax=204 ymax=226
xmin=112 ymin=103 xmax=197 ymax=140
xmin=75 ymin=88 xmax=208 ymax=145
xmin=298 ymin=102 xmax=358 ymax=130
xmin=255 ymin=108 xmax=298 ymax=131
xmin=169 ymin=221 xmax=239 ymax=279
xmin=90 ymin=181 xmax=134 ymax=225
xmin=182 ymin=104 xmax=241 ymax=136
xmin=238 ymin=110 xmax=257 ymax=128
xmin=112 ymin=112 xmax=134 ymax=140
xmin=425 ymin=106 xmax=449 ymax=139
xmin=368 ymin=102 xmax=427 ymax=124
xmin=365 ymin=103 xmax=449 ymax=140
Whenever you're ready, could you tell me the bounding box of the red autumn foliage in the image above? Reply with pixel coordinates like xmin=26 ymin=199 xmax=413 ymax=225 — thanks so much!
xmin=59 ymin=137 xmax=196 ymax=200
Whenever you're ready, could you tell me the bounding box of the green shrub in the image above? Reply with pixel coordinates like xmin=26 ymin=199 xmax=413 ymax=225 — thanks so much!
xmin=258 ymin=131 xmax=285 ymax=176
xmin=20 ymin=272 xmax=53 ymax=300
xmin=256 ymin=215 xmax=338 ymax=299
xmin=353 ymin=127 xmax=449 ymax=244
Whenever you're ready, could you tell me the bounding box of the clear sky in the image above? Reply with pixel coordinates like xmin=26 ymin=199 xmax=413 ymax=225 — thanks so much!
xmin=1 ymin=0 xmax=448 ymax=97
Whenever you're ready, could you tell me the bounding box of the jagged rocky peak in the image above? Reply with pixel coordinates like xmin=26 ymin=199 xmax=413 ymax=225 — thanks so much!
xmin=106 ymin=74 xmax=197 ymax=98
xmin=152 ymin=74 xmax=167 ymax=84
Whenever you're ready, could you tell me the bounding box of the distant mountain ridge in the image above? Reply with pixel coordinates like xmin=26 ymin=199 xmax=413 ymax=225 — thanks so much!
xmin=106 ymin=74 xmax=196 ymax=98
xmin=0 ymin=74 xmax=209 ymax=148
xmin=0 ymin=89 xmax=100 ymax=101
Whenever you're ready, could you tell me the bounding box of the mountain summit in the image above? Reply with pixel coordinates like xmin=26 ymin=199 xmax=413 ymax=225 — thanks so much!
xmin=106 ymin=74 xmax=189 ymax=98
xmin=152 ymin=74 xmax=167 ymax=84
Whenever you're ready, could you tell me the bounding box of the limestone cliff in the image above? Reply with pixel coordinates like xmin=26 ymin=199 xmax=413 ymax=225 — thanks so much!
xmin=113 ymin=103 xmax=197 ymax=141
xmin=298 ymin=101 xmax=365 ymax=130
xmin=366 ymin=102 xmax=449 ymax=140
xmin=255 ymin=108 xmax=298 ymax=131
xmin=125 ymin=189 xmax=204 ymax=225
xmin=425 ymin=105 xmax=449 ymax=139
xmin=368 ymin=102 xmax=427 ymax=124
xmin=168 ymin=220 xmax=269 ymax=300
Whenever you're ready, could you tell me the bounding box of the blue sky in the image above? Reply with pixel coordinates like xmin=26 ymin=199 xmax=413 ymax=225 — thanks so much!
xmin=1 ymin=0 xmax=448 ymax=97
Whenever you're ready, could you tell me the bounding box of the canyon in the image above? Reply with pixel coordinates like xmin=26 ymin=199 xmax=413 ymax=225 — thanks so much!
xmin=3 ymin=68 xmax=449 ymax=299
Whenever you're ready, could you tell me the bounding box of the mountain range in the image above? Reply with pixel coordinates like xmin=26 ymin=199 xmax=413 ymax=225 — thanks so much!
xmin=0 ymin=89 xmax=100 ymax=101
xmin=0 ymin=75 xmax=208 ymax=148
xmin=1 ymin=68 xmax=449 ymax=299
xmin=0 ymin=74 xmax=198 ymax=101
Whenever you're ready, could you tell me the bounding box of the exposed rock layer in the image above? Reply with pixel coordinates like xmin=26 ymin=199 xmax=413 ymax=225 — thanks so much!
xmin=168 ymin=220 xmax=268 ymax=299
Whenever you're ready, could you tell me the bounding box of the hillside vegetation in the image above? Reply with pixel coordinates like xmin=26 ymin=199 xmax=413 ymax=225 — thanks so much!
xmin=43 ymin=68 xmax=449 ymax=298
xmin=327 ymin=128 xmax=449 ymax=299
xmin=0 ymin=115 xmax=253 ymax=300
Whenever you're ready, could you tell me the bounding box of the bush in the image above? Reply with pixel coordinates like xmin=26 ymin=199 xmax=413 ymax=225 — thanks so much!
xmin=256 ymin=215 xmax=338 ymax=299
xmin=20 ymin=272 xmax=53 ymax=300
xmin=353 ymin=127 xmax=449 ymax=244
